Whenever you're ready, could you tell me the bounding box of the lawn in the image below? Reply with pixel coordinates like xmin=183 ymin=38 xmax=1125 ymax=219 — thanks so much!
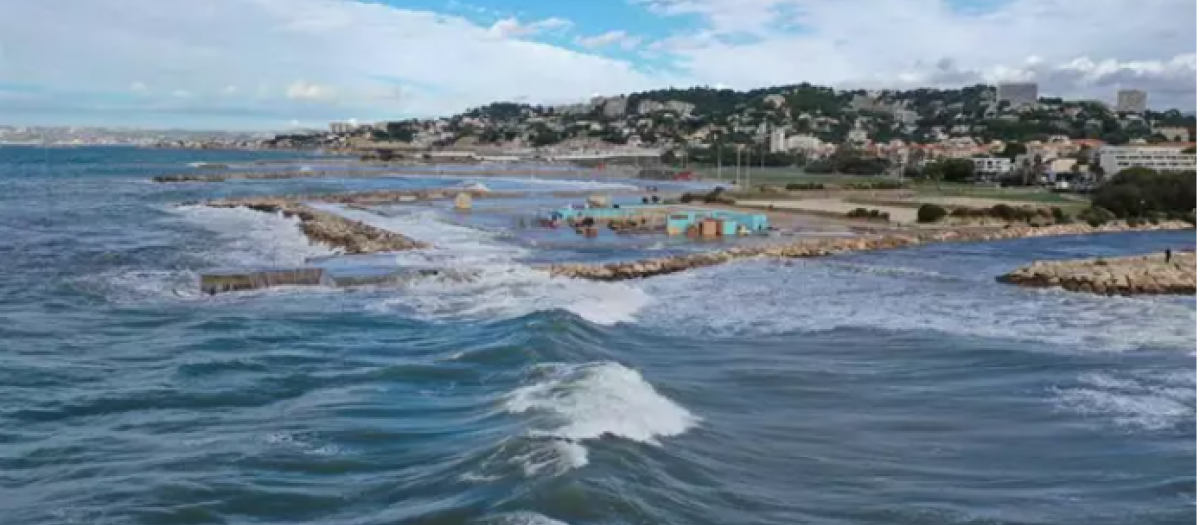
xmin=687 ymin=166 xmax=901 ymax=187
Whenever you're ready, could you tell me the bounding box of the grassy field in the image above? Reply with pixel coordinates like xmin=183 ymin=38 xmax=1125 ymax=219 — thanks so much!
xmin=688 ymin=166 xmax=899 ymax=187
xmin=912 ymin=183 xmax=1090 ymax=205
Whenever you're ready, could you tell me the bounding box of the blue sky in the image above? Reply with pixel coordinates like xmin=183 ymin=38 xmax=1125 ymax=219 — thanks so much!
xmin=0 ymin=0 xmax=1194 ymax=130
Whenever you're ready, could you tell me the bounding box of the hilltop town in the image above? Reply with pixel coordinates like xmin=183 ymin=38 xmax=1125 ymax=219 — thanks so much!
xmin=271 ymin=82 xmax=1197 ymax=184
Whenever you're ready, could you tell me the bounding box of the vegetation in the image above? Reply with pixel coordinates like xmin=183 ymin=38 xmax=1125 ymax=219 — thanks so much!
xmin=785 ymin=182 xmax=826 ymax=191
xmin=1091 ymin=168 xmax=1196 ymax=219
xmin=847 ymin=208 xmax=891 ymax=221
xmin=680 ymin=186 xmax=736 ymax=205
xmin=1078 ymin=206 xmax=1117 ymax=227
xmin=921 ymin=158 xmax=976 ymax=183
xmin=841 ymin=180 xmax=906 ymax=190
xmin=945 ymin=204 xmax=1057 ymax=224
xmin=917 ymin=204 xmax=949 ymax=223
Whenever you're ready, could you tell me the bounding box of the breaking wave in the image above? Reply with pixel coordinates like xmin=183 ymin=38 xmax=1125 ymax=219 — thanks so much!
xmin=499 ymin=362 xmax=698 ymax=474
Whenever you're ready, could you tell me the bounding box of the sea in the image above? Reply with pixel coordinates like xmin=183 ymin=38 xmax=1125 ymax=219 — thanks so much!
xmin=0 ymin=146 xmax=1195 ymax=525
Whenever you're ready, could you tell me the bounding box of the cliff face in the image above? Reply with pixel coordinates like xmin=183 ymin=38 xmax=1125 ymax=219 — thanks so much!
xmin=998 ymin=252 xmax=1196 ymax=296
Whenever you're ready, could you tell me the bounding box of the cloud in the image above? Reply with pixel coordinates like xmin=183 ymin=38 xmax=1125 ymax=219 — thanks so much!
xmin=129 ymin=82 xmax=147 ymax=92
xmin=0 ymin=0 xmax=1192 ymax=130
xmin=486 ymin=16 xmax=573 ymax=39
xmin=576 ymin=30 xmax=642 ymax=51
xmin=171 ymin=89 xmax=192 ymax=98
xmin=285 ymin=81 xmax=337 ymax=102
xmin=640 ymin=0 xmax=1197 ymax=108
xmin=0 ymin=0 xmax=667 ymax=127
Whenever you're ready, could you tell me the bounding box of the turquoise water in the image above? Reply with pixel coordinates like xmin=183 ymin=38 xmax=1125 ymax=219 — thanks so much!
xmin=0 ymin=146 xmax=1195 ymax=525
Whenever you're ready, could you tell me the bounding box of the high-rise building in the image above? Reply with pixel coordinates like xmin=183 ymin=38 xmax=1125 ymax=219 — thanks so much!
xmin=996 ymin=82 xmax=1038 ymax=107
xmin=1116 ymin=89 xmax=1148 ymax=113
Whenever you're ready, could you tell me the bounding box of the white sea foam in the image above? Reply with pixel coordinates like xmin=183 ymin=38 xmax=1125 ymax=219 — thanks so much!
xmin=501 ymin=362 xmax=698 ymax=474
xmin=316 ymin=204 xmax=651 ymax=325
xmin=173 ymin=204 xmax=335 ymax=267
xmin=636 ymin=259 xmax=1197 ymax=352
xmin=478 ymin=512 xmax=572 ymax=525
xmin=91 ymin=206 xmax=333 ymax=302
xmin=1054 ymin=370 xmax=1195 ymax=432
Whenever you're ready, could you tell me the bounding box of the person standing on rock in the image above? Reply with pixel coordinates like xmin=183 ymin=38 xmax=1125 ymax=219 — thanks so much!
xmin=1166 ymin=249 xmax=1172 ymax=263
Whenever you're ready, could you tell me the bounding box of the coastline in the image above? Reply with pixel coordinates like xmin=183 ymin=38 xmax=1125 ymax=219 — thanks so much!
xmin=545 ymin=221 xmax=1195 ymax=281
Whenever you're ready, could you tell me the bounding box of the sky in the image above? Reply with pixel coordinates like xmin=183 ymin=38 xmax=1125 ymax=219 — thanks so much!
xmin=0 ymin=0 xmax=1195 ymax=130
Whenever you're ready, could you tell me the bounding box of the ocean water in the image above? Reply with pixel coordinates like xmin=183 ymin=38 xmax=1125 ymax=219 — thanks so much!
xmin=0 ymin=146 xmax=1195 ymax=525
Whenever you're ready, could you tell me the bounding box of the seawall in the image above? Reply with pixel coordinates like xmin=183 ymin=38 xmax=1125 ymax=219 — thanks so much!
xmin=546 ymin=221 xmax=1194 ymax=281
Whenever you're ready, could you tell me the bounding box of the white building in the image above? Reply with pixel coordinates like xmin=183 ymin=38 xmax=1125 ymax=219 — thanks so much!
xmin=1096 ymin=145 xmax=1197 ymax=175
xmin=997 ymin=82 xmax=1038 ymax=107
xmin=769 ymin=128 xmax=789 ymax=153
xmin=1153 ymin=126 xmax=1191 ymax=142
xmin=1116 ymin=89 xmax=1147 ymax=113
xmin=973 ymin=157 xmax=1013 ymax=176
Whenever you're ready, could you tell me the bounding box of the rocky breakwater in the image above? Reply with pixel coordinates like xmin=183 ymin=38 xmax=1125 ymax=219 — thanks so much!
xmin=547 ymin=220 xmax=1194 ymax=281
xmin=205 ymin=198 xmax=426 ymax=254
xmin=998 ymin=252 xmax=1196 ymax=296
xmin=547 ymin=235 xmax=923 ymax=281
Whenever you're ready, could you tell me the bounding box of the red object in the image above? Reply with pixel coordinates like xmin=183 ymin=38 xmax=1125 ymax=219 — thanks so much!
xmin=673 ymin=170 xmax=694 ymax=180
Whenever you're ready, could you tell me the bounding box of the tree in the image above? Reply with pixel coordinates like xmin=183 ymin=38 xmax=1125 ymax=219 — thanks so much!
xmin=1000 ymin=142 xmax=1027 ymax=159
xmin=1092 ymin=168 xmax=1197 ymax=218
xmin=924 ymin=158 xmax=975 ymax=183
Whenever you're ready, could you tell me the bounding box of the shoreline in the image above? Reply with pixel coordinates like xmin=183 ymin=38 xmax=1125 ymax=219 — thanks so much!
xmin=545 ymin=221 xmax=1195 ymax=281
xmin=199 ymin=195 xmax=1192 ymax=285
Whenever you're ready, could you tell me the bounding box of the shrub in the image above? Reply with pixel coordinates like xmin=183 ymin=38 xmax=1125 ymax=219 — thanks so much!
xmin=1078 ymin=206 xmax=1116 ymax=227
xmin=785 ymin=182 xmax=825 ymax=191
xmin=1092 ymin=169 xmax=1196 ymax=218
xmin=1050 ymin=207 xmax=1070 ymax=224
xmin=917 ymin=204 xmax=949 ymax=223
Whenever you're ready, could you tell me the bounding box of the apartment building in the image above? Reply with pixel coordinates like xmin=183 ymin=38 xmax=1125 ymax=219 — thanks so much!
xmin=973 ymin=157 xmax=1013 ymax=176
xmin=997 ymin=82 xmax=1038 ymax=106
xmin=1116 ymin=89 xmax=1147 ymax=113
xmin=1096 ymin=144 xmax=1197 ymax=175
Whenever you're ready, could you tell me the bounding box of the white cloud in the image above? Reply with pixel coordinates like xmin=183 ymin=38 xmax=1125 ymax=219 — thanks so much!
xmin=641 ymin=0 xmax=1197 ymax=108
xmin=171 ymin=89 xmax=192 ymax=98
xmin=486 ymin=16 xmax=573 ymax=39
xmin=0 ymin=0 xmax=666 ymax=126
xmin=0 ymin=0 xmax=1192 ymax=129
xmin=576 ymin=30 xmax=642 ymax=51
xmin=285 ymin=81 xmax=337 ymax=102
xmin=129 ymin=81 xmax=147 ymax=92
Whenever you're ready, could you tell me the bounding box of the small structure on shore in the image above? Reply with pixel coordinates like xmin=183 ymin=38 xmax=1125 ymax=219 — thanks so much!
xmin=545 ymin=203 xmax=768 ymax=237
xmin=454 ymin=192 xmax=473 ymax=210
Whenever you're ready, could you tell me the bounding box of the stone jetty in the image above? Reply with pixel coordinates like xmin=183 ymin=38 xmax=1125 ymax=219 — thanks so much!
xmin=998 ymin=251 xmax=1196 ymax=296
xmin=547 ymin=221 xmax=1193 ymax=281
xmin=205 ymin=199 xmax=426 ymax=254
xmin=154 ymin=168 xmax=607 ymax=183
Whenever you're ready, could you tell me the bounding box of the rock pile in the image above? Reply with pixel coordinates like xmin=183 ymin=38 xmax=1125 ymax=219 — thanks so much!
xmin=998 ymin=252 xmax=1196 ymax=295
xmin=205 ymin=199 xmax=426 ymax=254
xmin=546 ymin=221 xmax=1194 ymax=281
